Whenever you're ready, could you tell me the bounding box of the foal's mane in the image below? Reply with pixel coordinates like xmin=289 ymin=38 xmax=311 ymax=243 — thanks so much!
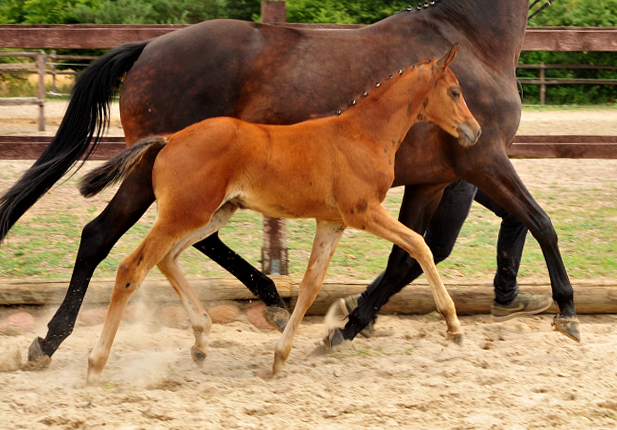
xmin=331 ymin=59 xmax=431 ymax=118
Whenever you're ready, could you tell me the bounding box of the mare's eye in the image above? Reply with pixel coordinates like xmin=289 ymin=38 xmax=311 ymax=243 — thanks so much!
xmin=450 ymin=87 xmax=461 ymax=98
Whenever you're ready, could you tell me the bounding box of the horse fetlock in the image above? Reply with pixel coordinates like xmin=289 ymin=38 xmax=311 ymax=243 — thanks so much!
xmin=262 ymin=306 xmax=290 ymax=332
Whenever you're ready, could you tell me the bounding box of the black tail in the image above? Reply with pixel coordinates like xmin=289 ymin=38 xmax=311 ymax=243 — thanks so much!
xmin=79 ymin=136 xmax=167 ymax=198
xmin=0 ymin=40 xmax=149 ymax=242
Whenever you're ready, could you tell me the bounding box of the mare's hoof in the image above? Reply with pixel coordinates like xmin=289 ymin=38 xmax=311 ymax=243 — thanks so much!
xmin=325 ymin=327 xmax=346 ymax=349
xmin=552 ymin=315 xmax=581 ymax=343
xmin=23 ymin=337 xmax=51 ymax=370
xmin=446 ymin=331 xmax=464 ymax=345
xmin=190 ymin=346 xmax=207 ymax=367
xmin=262 ymin=306 xmax=290 ymax=333
xmin=309 ymin=328 xmax=346 ymax=356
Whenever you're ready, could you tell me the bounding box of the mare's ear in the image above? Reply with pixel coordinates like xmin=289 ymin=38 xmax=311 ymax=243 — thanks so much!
xmin=434 ymin=43 xmax=459 ymax=71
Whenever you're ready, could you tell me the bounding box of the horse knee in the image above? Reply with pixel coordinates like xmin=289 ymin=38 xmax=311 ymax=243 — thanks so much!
xmin=532 ymin=215 xmax=558 ymax=247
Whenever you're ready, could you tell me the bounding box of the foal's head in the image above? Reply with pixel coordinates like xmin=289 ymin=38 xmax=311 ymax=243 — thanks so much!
xmin=421 ymin=45 xmax=481 ymax=147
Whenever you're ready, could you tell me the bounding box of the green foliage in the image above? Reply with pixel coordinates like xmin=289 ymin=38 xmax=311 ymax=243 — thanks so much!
xmin=224 ymin=0 xmax=261 ymax=21
xmin=521 ymin=0 xmax=617 ymax=105
xmin=71 ymin=0 xmax=226 ymax=24
xmin=0 ymin=0 xmax=98 ymax=24
xmin=529 ymin=0 xmax=617 ymax=27
xmin=286 ymin=0 xmax=409 ymax=24
xmin=0 ymin=0 xmax=226 ymax=25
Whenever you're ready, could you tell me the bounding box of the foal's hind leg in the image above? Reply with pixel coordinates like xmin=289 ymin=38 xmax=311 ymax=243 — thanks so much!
xmin=344 ymin=205 xmax=463 ymax=343
xmin=157 ymin=203 xmax=238 ymax=367
xmin=273 ymin=221 xmax=345 ymax=375
xmin=86 ymin=218 xmax=204 ymax=385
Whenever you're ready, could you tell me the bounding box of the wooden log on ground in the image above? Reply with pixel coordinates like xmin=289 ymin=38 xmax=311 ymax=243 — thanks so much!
xmin=0 ymin=276 xmax=292 ymax=306
xmin=0 ymin=277 xmax=616 ymax=315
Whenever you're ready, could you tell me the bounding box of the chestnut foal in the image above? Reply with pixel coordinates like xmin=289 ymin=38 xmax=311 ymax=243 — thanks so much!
xmin=81 ymin=45 xmax=480 ymax=384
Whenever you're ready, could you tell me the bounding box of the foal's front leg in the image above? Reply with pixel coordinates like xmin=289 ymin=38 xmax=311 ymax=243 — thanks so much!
xmin=345 ymin=204 xmax=463 ymax=343
xmin=272 ymin=221 xmax=345 ymax=375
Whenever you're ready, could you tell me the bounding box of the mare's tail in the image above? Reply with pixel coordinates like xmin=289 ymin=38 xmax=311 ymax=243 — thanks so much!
xmin=0 ymin=40 xmax=149 ymax=242
xmin=79 ymin=136 xmax=168 ymax=198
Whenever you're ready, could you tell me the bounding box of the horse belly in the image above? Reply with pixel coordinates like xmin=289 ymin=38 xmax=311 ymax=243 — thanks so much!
xmin=233 ymin=186 xmax=341 ymax=222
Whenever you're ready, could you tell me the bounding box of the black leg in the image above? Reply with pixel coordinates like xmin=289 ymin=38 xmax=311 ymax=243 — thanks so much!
xmin=29 ymin=152 xmax=158 ymax=362
xmin=192 ymin=233 xmax=286 ymax=309
xmin=464 ymin=152 xmax=579 ymax=341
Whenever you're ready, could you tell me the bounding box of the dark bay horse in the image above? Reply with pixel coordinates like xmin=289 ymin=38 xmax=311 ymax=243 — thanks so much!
xmin=0 ymin=0 xmax=579 ymax=367
xmin=81 ymin=48 xmax=479 ymax=383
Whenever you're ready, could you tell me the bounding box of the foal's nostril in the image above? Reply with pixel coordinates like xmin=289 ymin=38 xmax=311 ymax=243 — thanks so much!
xmin=475 ymin=128 xmax=482 ymax=142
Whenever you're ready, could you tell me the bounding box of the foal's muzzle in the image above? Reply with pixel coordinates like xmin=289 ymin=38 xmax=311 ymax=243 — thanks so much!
xmin=457 ymin=119 xmax=482 ymax=147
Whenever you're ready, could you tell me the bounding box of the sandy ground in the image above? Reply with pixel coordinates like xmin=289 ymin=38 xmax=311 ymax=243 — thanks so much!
xmin=1 ymin=104 xmax=617 ymax=429
xmin=1 ymin=311 xmax=617 ymax=430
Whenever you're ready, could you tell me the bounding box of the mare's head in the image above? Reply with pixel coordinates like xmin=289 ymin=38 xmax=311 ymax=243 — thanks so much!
xmin=420 ymin=44 xmax=481 ymax=147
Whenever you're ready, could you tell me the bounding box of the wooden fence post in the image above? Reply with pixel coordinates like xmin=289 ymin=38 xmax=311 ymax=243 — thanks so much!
xmin=260 ymin=1 xmax=289 ymax=275
xmin=540 ymin=61 xmax=546 ymax=105
xmin=37 ymin=51 xmax=45 ymax=131
xmin=50 ymin=50 xmax=57 ymax=94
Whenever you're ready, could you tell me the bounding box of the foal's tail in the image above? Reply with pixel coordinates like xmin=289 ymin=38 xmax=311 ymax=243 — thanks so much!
xmin=79 ymin=136 xmax=168 ymax=198
xmin=0 ymin=40 xmax=149 ymax=242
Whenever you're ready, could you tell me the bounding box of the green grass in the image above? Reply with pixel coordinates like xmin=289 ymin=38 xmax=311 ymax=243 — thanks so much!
xmin=1 ymin=182 xmax=615 ymax=281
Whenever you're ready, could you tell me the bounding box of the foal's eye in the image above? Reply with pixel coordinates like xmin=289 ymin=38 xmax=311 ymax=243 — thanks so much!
xmin=450 ymin=88 xmax=461 ymax=99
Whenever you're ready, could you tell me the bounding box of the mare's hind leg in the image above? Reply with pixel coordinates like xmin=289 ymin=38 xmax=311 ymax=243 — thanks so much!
xmin=273 ymin=221 xmax=345 ymax=375
xmin=193 ymin=233 xmax=289 ymax=332
xmin=157 ymin=203 xmax=238 ymax=367
xmin=343 ymin=204 xmax=463 ymax=343
xmin=27 ymin=151 xmax=158 ymax=368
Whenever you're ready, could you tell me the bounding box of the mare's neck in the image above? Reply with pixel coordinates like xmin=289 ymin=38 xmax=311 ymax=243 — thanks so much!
xmin=340 ymin=65 xmax=431 ymax=150
xmin=378 ymin=0 xmax=528 ymax=66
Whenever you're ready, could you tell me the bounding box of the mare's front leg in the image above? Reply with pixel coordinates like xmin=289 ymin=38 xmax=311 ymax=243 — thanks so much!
xmin=464 ymin=151 xmax=579 ymax=341
xmin=27 ymin=151 xmax=158 ymax=368
xmin=272 ymin=221 xmax=345 ymax=375
xmin=157 ymin=203 xmax=238 ymax=367
xmin=341 ymin=203 xmax=463 ymax=344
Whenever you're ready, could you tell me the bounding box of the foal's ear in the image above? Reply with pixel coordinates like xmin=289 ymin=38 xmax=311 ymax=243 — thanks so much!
xmin=434 ymin=43 xmax=459 ymax=71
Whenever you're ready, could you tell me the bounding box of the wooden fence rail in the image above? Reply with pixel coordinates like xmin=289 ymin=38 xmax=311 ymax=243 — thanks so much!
xmin=2 ymin=135 xmax=617 ymax=161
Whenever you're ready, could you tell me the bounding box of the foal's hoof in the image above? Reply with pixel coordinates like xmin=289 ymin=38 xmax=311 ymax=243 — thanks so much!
xmin=446 ymin=331 xmax=464 ymax=345
xmin=552 ymin=315 xmax=581 ymax=343
xmin=262 ymin=306 xmax=290 ymax=333
xmin=190 ymin=346 xmax=207 ymax=367
xmin=23 ymin=337 xmax=51 ymax=370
